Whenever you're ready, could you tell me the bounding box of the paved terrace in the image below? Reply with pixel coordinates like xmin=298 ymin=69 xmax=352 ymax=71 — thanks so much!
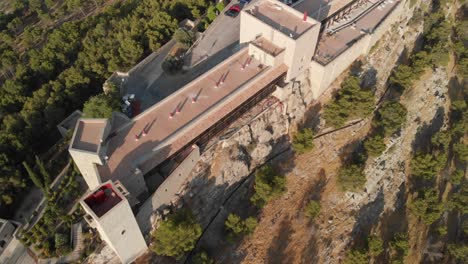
xmin=294 ymin=0 xmax=354 ymax=21
xmin=313 ymin=0 xmax=400 ymax=65
xmin=72 ymin=119 xmax=107 ymax=152
xmin=246 ymin=0 xmax=314 ymax=39
xmin=96 ymin=49 xmax=288 ymax=182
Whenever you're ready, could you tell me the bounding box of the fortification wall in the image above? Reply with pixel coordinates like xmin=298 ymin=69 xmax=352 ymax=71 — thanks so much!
xmin=309 ymin=34 xmax=371 ymax=97
xmin=136 ymin=146 xmax=201 ymax=234
xmin=308 ymin=1 xmax=404 ymax=98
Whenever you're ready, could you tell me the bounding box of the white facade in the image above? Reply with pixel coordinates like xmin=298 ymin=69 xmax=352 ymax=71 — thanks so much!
xmin=81 ymin=182 xmax=148 ymax=264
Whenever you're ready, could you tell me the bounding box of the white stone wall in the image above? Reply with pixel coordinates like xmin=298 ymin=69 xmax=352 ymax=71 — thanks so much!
xmin=81 ymin=184 xmax=148 ymax=264
xmin=136 ymin=146 xmax=201 ymax=233
xmin=69 ymin=149 xmax=103 ymax=189
xmin=240 ymin=5 xmax=320 ymax=80
xmin=308 ymin=1 xmax=405 ymax=98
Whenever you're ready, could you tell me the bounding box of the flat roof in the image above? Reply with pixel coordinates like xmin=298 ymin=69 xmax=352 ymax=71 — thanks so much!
xmin=96 ymin=48 xmax=288 ymax=182
xmin=83 ymin=183 xmax=122 ymax=218
xmin=71 ymin=119 xmax=107 ymax=152
xmin=246 ymin=0 xmax=315 ymax=39
xmin=251 ymin=37 xmax=285 ymax=56
xmin=314 ymin=0 xmax=400 ymax=65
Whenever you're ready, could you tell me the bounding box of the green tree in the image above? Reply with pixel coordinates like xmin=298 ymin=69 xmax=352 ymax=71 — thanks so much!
xmin=337 ymin=164 xmax=366 ymax=192
xmin=324 ymin=76 xmax=374 ymax=128
xmin=453 ymin=142 xmax=468 ymax=162
xmin=292 ymin=128 xmax=314 ymax=154
xmin=364 ymin=134 xmax=386 ymax=157
xmin=35 ymin=155 xmax=51 ymax=188
xmin=173 ymin=28 xmax=195 ymax=47
xmin=304 ymin=200 xmax=321 ymax=220
xmin=151 ymin=209 xmax=202 ymax=259
xmin=448 ymin=184 xmax=467 ymax=214
xmin=447 ymin=243 xmax=468 ymax=262
xmin=250 ymin=165 xmax=286 ymax=208
xmin=390 ymin=64 xmax=415 ymax=89
xmin=23 ymin=161 xmax=44 ymax=190
xmin=162 ymin=55 xmax=184 ymax=74
xmin=368 ymin=235 xmax=384 ymax=257
xmin=410 ymin=152 xmax=439 ymax=180
xmin=83 ymin=94 xmax=120 ymax=118
xmin=409 ymin=188 xmax=444 ymax=225
xmin=390 ymin=233 xmax=409 ymax=258
xmin=450 ymin=170 xmax=465 ymax=185
xmin=215 ymin=1 xmax=225 ymax=12
xmin=206 ymin=5 xmax=217 ymax=22
xmin=373 ymin=101 xmax=407 ymax=136
xmin=224 ymin=213 xmax=258 ymax=238
xmin=344 ymin=249 xmax=369 ymax=264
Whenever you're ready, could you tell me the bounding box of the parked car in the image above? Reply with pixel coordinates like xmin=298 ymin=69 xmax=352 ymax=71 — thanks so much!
xmin=225 ymin=4 xmax=241 ymax=17
xmin=240 ymin=0 xmax=252 ymax=4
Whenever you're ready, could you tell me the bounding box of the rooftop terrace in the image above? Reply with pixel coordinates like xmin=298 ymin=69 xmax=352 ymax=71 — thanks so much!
xmin=83 ymin=183 xmax=122 ymax=218
xmin=72 ymin=119 xmax=107 ymax=152
xmin=251 ymin=37 xmax=285 ymax=56
xmin=246 ymin=0 xmax=315 ymax=39
xmin=94 ymin=49 xmax=288 ymax=182
xmin=314 ymin=0 xmax=400 ymax=65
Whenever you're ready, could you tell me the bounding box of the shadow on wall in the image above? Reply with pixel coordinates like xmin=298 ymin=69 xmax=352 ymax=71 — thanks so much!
xmin=411 ymin=107 xmax=445 ymax=154
xmin=375 ymin=182 xmax=408 ymax=264
xmin=349 ymin=189 xmax=385 ymax=248
xmin=183 ymin=136 xmax=294 ymax=263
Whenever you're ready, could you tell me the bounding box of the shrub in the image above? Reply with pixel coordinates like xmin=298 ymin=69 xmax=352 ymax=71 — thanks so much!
xmin=373 ymin=101 xmax=407 ymax=136
xmin=192 ymin=250 xmax=214 ymax=264
xmin=162 ymin=55 xmax=184 ymax=74
xmin=292 ymin=128 xmax=314 ymax=154
xmin=344 ymin=249 xmax=369 ymax=264
xmin=368 ymin=235 xmax=384 ymax=257
xmin=151 ymin=209 xmax=202 ymax=260
xmin=364 ymin=134 xmax=386 ymax=157
xmin=250 ymin=165 xmax=286 ymax=208
xmin=304 ymin=200 xmax=321 ymax=220
xmin=215 ymin=2 xmax=225 ymax=12
xmin=225 ymin=213 xmax=257 ymax=236
xmin=390 ymin=233 xmax=409 ymax=257
xmin=337 ymin=164 xmax=366 ymax=192
xmin=173 ymin=28 xmax=195 ymax=47
xmin=409 ymin=188 xmax=444 ymax=225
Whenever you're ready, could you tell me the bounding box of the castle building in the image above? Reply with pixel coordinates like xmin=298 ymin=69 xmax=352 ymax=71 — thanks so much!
xmin=70 ymin=0 xmax=404 ymax=262
xmin=80 ymin=181 xmax=148 ymax=264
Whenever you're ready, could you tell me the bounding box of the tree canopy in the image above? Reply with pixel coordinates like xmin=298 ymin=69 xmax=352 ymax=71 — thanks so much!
xmin=151 ymin=209 xmax=202 ymax=259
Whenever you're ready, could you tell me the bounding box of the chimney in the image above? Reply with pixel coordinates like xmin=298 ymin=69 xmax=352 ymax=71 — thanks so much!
xmin=303 ymin=11 xmax=308 ymax=22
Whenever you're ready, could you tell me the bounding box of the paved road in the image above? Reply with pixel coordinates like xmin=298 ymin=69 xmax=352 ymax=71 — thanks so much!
xmin=121 ymin=40 xmax=177 ymax=110
xmin=186 ymin=0 xmax=263 ymax=67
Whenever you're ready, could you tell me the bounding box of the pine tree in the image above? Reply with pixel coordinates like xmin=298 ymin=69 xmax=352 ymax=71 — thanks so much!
xmin=35 ymin=155 xmax=51 ymax=188
xmin=23 ymin=161 xmax=44 ymax=190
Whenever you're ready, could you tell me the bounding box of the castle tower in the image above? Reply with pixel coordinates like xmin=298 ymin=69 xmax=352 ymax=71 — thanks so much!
xmin=69 ymin=118 xmax=111 ymax=189
xmin=80 ymin=181 xmax=147 ymax=263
